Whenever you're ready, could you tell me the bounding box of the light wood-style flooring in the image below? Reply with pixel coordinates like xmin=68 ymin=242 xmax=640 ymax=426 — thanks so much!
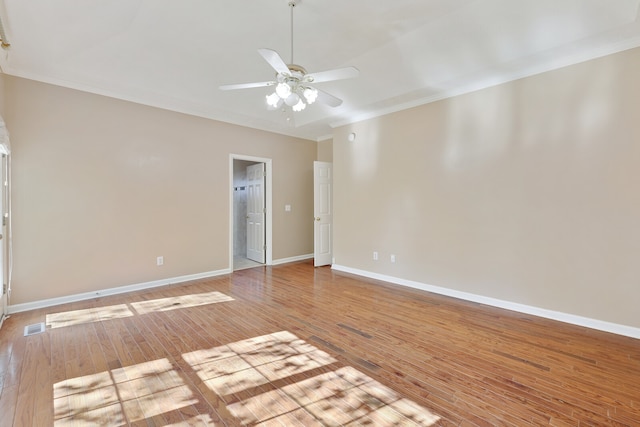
xmin=0 ymin=260 xmax=639 ymax=426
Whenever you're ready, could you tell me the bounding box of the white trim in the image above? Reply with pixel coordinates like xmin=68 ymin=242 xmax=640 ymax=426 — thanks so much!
xmin=330 ymin=37 xmax=640 ymax=130
xmin=229 ymin=155 xmax=273 ymax=272
xmin=4 ymin=37 xmax=640 ymax=142
xmin=272 ymin=253 xmax=314 ymax=266
xmin=0 ymin=313 xmax=7 ymax=330
xmin=332 ymin=264 xmax=640 ymax=340
xmin=7 ymin=268 xmax=230 ymax=314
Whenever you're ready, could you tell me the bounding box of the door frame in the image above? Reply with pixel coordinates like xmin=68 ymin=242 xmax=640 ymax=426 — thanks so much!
xmin=0 ymin=153 xmax=7 ymax=327
xmin=229 ymin=154 xmax=272 ymax=270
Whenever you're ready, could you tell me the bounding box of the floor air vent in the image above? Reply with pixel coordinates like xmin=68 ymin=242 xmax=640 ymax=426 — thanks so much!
xmin=24 ymin=322 xmax=45 ymax=337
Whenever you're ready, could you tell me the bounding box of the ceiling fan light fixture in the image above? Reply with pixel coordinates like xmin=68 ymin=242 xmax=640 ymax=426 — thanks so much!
xmin=276 ymin=82 xmax=292 ymax=99
xmin=284 ymin=92 xmax=301 ymax=107
xmin=292 ymin=99 xmax=306 ymax=112
xmin=266 ymin=92 xmax=282 ymax=108
xmin=303 ymin=87 xmax=318 ymax=105
xmin=218 ymin=0 xmax=359 ymax=114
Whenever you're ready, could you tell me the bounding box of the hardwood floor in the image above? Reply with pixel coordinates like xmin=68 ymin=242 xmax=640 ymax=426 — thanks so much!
xmin=0 ymin=260 xmax=639 ymax=426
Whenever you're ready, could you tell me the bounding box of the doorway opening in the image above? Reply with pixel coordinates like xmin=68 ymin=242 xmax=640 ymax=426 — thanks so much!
xmin=230 ymin=155 xmax=273 ymax=271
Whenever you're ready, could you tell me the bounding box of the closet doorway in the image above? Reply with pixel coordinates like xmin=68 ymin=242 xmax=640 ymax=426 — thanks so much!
xmin=230 ymin=155 xmax=272 ymax=271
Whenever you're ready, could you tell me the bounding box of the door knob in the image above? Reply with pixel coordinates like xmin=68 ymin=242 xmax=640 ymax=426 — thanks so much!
xmin=315 ymin=217 xmax=320 ymax=221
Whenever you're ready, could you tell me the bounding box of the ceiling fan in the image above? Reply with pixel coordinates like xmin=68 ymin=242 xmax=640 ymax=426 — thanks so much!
xmin=219 ymin=0 xmax=359 ymax=112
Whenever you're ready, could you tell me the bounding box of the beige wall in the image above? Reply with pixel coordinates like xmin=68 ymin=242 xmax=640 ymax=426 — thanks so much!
xmin=317 ymin=138 xmax=333 ymax=162
xmin=0 ymin=74 xmax=5 ymax=117
xmin=4 ymin=76 xmax=316 ymax=305
xmin=334 ymin=47 xmax=640 ymax=329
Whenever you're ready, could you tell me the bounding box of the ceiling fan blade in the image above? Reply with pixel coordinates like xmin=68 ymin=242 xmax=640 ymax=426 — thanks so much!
xmin=316 ymin=89 xmax=343 ymax=108
xmin=219 ymin=81 xmax=275 ymax=91
xmin=258 ymin=48 xmax=290 ymax=76
xmin=306 ymin=66 xmax=359 ymax=83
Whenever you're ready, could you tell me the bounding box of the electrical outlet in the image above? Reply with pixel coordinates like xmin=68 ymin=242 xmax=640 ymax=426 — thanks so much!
xmin=373 ymin=251 xmax=378 ymax=261
xmin=390 ymin=254 xmax=396 ymax=263
xmin=157 ymin=256 xmax=164 ymax=266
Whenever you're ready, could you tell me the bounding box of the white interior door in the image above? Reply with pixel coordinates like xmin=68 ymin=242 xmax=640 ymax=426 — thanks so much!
xmin=314 ymin=161 xmax=333 ymax=267
xmin=0 ymin=154 xmax=6 ymax=324
xmin=246 ymin=163 xmax=266 ymax=263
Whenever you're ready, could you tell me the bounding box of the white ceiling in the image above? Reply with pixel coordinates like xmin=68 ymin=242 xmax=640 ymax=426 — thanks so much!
xmin=1 ymin=0 xmax=639 ymax=141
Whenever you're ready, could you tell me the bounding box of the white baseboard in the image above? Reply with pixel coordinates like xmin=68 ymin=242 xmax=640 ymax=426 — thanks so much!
xmin=332 ymin=264 xmax=640 ymax=340
xmin=272 ymin=253 xmax=314 ymax=266
xmin=6 ymin=255 xmax=314 ymax=314
xmin=7 ymin=268 xmax=231 ymax=314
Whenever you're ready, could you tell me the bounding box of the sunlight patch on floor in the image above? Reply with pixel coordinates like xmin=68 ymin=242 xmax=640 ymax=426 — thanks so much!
xmin=183 ymin=331 xmax=336 ymax=396
xmin=53 ymin=358 xmax=198 ymax=425
xmin=183 ymin=331 xmax=441 ymax=426
xmin=51 ymin=329 xmax=439 ymax=424
xmin=164 ymin=414 xmax=219 ymax=425
xmin=130 ymin=291 xmax=234 ymax=314
xmin=46 ymin=304 xmax=134 ymax=329
xmin=46 ymin=291 xmax=234 ymax=329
